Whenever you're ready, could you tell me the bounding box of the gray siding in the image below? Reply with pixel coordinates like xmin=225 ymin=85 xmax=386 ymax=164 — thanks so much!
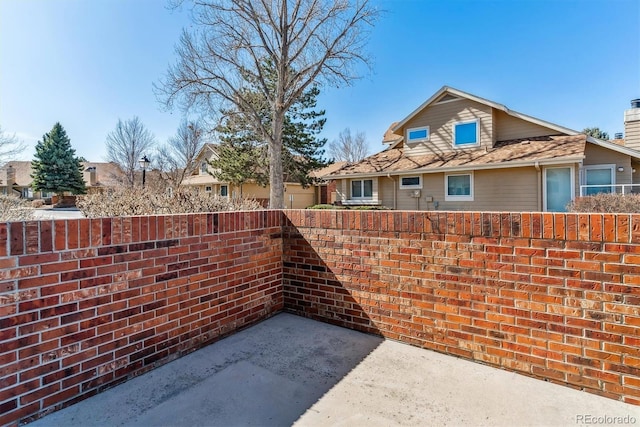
xmin=391 ymin=168 xmax=541 ymax=212
xmin=583 ymin=143 xmax=632 ymax=186
xmin=494 ymin=110 xmax=561 ymax=141
xmin=400 ymin=99 xmax=493 ymax=156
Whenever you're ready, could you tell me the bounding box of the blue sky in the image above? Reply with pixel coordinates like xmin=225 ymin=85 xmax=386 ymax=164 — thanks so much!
xmin=0 ymin=0 xmax=638 ymax=162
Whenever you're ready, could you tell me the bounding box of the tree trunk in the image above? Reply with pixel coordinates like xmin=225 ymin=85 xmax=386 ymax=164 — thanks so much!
xmin=269 ymin=112 xmax=285 ymax=209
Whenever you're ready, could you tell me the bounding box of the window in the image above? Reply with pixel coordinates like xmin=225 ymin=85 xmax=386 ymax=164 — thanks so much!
xmin=453 ymin=120 xmax=479 ymax=146
xmin=351 ymin=179 xmax=373 ymax=199
xmin=582 ymin=164 xmax=615 ymax=195
xmin=399 ymin=175 xmax=422 ymax=189
xmin=544 ymin=166 xmax=574 ymax=212
xmin=205 ymin=186 xmax=212 ymax=192
xmin=445 ymin=173 xmax=473 ymax=201
xmin=407 ymin=126 xmax=429 ymax=144
xmin=200 ymin=162 xmax=208 ymax=174
xmin=220 ymin=185 xmax=229 ymax=197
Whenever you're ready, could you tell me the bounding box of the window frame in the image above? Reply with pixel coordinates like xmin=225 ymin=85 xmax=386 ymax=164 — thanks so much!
xmin=200 ymin=161 xmax=208 ymax=174
xmin=205 ymin=186 xmax=212 ymax=192
xmin=399 ymin=175 xmax=423 ymax=189
xmin=543 ymin=166 xmax=575 ymax=212
xmin=445 ymin=172 xmax=474 ymax=201
xmin=220 ymin=185 xmax=229 ymax=197
xmin=452 ymin=119 xmax=480 ymax=147
xmin=582 ymin=164 xmax=615 ymax=195
xmin=351 ymin=179 xmax=374 ymax=200
xmin=406 ymin=126 xmax=430 ymax=144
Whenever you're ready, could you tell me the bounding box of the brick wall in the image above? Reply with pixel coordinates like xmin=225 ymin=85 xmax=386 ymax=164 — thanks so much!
xmin=0 ymin=211 xmax=283 ymax=426
xmin=3 ymin=209 xmax=640 ymax=425
xmin=282 ymin=210 xmax=640 ymax=404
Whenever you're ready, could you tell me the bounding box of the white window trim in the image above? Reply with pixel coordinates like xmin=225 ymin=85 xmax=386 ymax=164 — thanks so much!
xmin=407 ymin=126 xmax=430 ymax=144
xmin=445 ymin=172 xmax=474 ymax=201
xmin=581 ymin=164 xmax=616 ymax=186
xmin=399 ymin=175 xmax=423 ymax=189
xmin=351 ymin=179 xmax=374 ymax=200
xmin=452 ymin=119 xmax=480 ymax=147
xmin=543 ymin=166 xmax=575 ymax=212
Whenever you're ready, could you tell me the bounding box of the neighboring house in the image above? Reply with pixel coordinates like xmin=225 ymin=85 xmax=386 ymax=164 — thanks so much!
xmin=309 ymin=161 xmax=347 ymax=205
xmin=181 ymin=143 xmax=318 ymax=209
xmin=323 ymin=86 xmax=640 ymax=212
xmin=0 ymin=161 xmax=124 ymax=199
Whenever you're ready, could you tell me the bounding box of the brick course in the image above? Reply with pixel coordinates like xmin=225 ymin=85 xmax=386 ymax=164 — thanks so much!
xmin=3 ymin=209 xmax=640 ymax=425
xmin=0 ymin=211 xmax=283 ymax=426
xmin=282 ymin=210 xmax=640 ymax=405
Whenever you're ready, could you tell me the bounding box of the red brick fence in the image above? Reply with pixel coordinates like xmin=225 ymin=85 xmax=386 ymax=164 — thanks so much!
xmin=282 ymin=211 xmax=640 ymax=405
xmin=0 ymin=212 xmax=283 ymax=426
xmin=1 ymin=210 xmax=640 ymax=425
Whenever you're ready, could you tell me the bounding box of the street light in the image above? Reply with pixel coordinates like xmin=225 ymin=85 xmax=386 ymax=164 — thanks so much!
xmin=139 ymin=155 xmax=150 ymax=187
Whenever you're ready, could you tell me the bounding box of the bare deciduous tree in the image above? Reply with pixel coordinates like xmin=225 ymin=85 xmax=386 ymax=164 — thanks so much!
xmin=157 ymin=0 xmax=379 ymax=208
xmin=105 ymin=117 xmax=156 ymax=187
xmin=0 ymin=126 xmax=26 ymax=166
xmin=327 ymin=128 xmax=369 ymax=163
xmin=156 ymin=119 xmax=207 ymax=188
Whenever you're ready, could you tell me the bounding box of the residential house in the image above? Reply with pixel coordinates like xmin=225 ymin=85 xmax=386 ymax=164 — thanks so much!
xmin=181 ymin=143 xmax=318 ymax=209
xmin=309 ymin=161 xmax=347 ymax=205
xmin=323 ymin=87 xmax=640 ymax=212
xmin=0 ymin=161 xmax=124 ymax=199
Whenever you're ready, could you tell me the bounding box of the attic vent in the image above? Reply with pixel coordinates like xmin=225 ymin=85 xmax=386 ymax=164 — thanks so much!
xmin=435 ymin=94 xmax=460 ymax=104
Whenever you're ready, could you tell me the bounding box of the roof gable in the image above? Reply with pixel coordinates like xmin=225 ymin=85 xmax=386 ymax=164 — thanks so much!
xmin=390 ymin=86 xmax=577 ymax=138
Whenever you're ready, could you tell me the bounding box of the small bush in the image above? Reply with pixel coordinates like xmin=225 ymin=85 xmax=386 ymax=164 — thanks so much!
xmin=567 ymin=193 xmax=640 ymax=213
xmin=31 ymin=199 xmax=45 ymax=208
xmin=306 ymin=204 xmax=345 ymax=210
xmin=350 ymin=205 xmax=390 ymax=210
xmin=306 ymin=204 xmax=391 ymax=210
xmin=0 ymin=195 xmax=34 ymax=221
xmin=76 ymin=187 xmax=262 ymax=218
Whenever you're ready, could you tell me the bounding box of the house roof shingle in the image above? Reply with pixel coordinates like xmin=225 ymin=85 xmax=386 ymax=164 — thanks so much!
xmin=325 ymin=135 xmax=588 ymax=177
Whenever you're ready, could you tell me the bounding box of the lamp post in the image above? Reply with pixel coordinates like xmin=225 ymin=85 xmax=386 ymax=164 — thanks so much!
xmin=139 ymin=155 xmax=150 ymax=188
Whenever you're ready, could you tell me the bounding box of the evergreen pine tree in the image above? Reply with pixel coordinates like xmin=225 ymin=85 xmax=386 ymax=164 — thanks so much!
xmin=211 ymin=61 xmax=328 ymax=189
xmin=31 ymin=123 xmax=87 ymax=196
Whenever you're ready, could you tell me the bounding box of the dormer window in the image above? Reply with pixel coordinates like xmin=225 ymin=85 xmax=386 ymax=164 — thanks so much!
xmin=453 ymin=120 xmax=479 ymax=147
xmin=407 ymin=126 xmax=429 ymax=144
xmin=200 ymin=161 xmax=208 ymax=174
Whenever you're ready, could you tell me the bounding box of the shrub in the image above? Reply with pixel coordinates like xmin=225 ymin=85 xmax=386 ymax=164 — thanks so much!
xmin=0 ymin=195 xmax=34 ymax=221
xmin=350 ymin=205 xmax=390 ymax=210
xmin=76 ymin=187 xmax=262 ymax=218
xmin=306 ymin=204 xmax=345 ymax=210
xmin=567 ymin=193 xmax=640 ymax=213
xmin=306 ymin=204 xmax=390 ymax=210
xmin=31 ymin=199 xmax=45 ymax=208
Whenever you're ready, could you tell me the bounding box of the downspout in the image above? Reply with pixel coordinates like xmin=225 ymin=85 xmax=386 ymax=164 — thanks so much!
xmin=387 ymin=173 xmax=397 ymax=209
xmin=535 ymin=161 xmax=541 ymax=211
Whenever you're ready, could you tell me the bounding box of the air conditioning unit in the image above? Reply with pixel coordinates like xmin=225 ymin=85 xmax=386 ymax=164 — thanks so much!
xmin=411 ymin=190 xmax=421 ymax=198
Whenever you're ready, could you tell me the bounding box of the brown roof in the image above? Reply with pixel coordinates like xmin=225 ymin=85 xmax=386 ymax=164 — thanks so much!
xmin=0 ymin=161 xmax=32 ymax=186
xmin=308 ymin=161 xmax=348 ymax=178
xmin=382 ymin=122 xmax=402 ymax=144
xmin=326 ymin=135 xmax=587 ymax=177
xmin=0 ymin=161 xmax=124 ymax=188
xmin=82 ymin=162 xmax=125 ymax=187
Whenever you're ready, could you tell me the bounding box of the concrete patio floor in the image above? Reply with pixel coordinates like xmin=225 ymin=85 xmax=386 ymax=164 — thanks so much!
xmin=29 ymin=313 xmax=640 ymax=427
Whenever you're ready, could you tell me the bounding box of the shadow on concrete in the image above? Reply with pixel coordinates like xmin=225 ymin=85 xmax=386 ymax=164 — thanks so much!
xmin=27 ymin=314 xmax=384 ymax=427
